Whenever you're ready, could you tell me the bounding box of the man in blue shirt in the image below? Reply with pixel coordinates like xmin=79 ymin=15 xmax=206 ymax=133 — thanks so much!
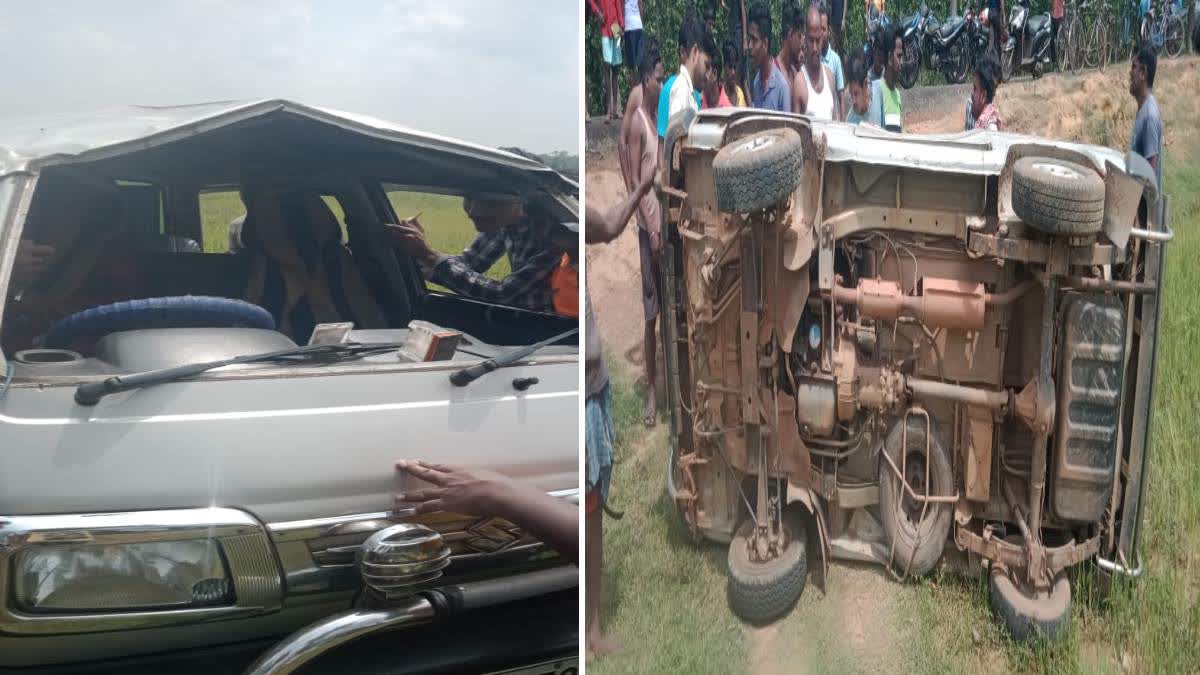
xmin=748 ymin=0 xmax=792 ymax=111
xmin=1129 ymin=45 xmax=1163 ymax=191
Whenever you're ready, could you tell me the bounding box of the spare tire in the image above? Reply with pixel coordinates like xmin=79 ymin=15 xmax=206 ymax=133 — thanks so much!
xmin=1011 ymin=156 xmax=1106 ymax=236
xmin=713 ymin=129 xmax=803 ymax=214
xmin=878 ymin=413 xmax=954 ymax=577
xmin=727 ymin=510 xmax=808 ymax=623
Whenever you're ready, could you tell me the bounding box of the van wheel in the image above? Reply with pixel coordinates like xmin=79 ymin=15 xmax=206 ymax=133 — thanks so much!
xmin=727 ymin=511 xmax=808 ymax=623
xmin=713 ymin=129 xmax=803 ymax=214
xmin=1012 ymin=156 xmax=1106 ymax=235
xmin=878 ymin=414 xmax=953 ymax=577
xmin=989 ymin=567 xmax=1072 ymax=642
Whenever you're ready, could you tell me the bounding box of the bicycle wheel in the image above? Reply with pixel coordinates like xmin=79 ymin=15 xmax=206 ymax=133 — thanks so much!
xmin=1057 ymin=18 xmax=1072 ymax=71
xmin=1081 ymin=17 xmax=1096 ymax=68
xmin=1098 ymin=16 xmax=1111 ymax=69
xmin=1165 ymin=14 xmax=1185 ymax=56
xmin=1069 ymin=15 xmax=1084 ymax=73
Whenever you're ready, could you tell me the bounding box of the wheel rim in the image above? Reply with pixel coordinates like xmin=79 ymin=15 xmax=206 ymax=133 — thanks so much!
xmin=1080 ymin=17 xmax=1089 ymax=72
xmin=951 ymin=43 xmax=967 ymax=82
xmin=1031 ymin=160 xmax=1085 ymax=181
xmin=741 ymin=520 xmax=797 ymax=566
xmin=901 ymin=452 xmax=929 ymax=525
xmin=1168 ymin=18 xmax=1184 ymax=55
xmin=734 ymin=134 xmax=777 ymax=156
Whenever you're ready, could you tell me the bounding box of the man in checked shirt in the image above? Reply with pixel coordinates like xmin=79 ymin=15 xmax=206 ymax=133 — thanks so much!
xmin=386 ymin=194 xmax=565 ymax=313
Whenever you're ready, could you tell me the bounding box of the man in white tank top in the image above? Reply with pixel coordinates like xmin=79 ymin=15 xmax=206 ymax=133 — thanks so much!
xmin=793 ymin=4 xmax=839 ymax=120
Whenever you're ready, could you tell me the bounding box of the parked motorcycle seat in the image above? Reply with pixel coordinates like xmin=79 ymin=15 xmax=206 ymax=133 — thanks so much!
xmin=1026 ymin=13 xmax=1050 ymax=33
xmin=939 ymin=17 xmax=965 ymax=40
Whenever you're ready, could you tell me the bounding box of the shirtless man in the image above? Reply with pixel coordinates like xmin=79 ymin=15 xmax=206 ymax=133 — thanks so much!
xmin=616 ymin=72 xmax=644 ymax=188
xmin=794 ymin=5 xmax=840 ymax=120
xmin=620 ymin=36 xmax=666 ymax=429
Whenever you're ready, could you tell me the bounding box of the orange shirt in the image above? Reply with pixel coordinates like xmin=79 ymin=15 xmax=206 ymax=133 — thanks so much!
xmin=551 ymin=253 xmax=578 ymax=317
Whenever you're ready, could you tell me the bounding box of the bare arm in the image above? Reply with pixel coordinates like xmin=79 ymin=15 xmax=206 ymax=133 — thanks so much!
xmin=617 ymin=90 xmax=642 ymax=191
xmin=586 ymin=168 xmax=655 ymax=244
xmin=396 ymin=461 xmax=578 ymax=564
xmin=617 ymin=113 xmax=633 ymax=192
xmin=793 ymin=72 xmax=808 ymax=114
xmin=635 ymin=137 xmax=661 ymax=250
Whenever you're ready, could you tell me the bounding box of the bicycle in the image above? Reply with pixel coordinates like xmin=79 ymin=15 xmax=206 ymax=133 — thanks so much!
xmin=1053 ymin=0 xmax=1083 ymax=73
xmin=1081 ymin=0 xmax=1112 ymax=69
xmin=1109 ymin=0 xmax=1140 ymax=63
xmin=1143 ymin=0 xmax=1186 ymax=57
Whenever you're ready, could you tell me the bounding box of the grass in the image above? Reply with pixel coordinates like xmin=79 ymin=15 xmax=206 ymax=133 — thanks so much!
xmin=194 ymin=188 xmax=509 ymax=282
xmin=589 ymin=361 xmax=749 ymax=675
xmin=879 ymin=147 xmax=1200 ymax=673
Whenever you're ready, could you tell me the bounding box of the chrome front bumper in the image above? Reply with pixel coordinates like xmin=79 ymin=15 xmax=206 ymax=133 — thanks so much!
xmin=245 ymin=566 xmax=577 ymax=675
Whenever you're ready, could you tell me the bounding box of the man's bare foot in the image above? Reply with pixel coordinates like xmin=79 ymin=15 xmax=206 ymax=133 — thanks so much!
xmin=587 ymin=632 xmax=624 ymax=659
xmin=642 ymin=386 xmax=657 ymax=428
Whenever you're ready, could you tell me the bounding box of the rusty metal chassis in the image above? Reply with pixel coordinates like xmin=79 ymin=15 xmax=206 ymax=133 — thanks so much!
xmin=661 ymin=114 xmax=1167 ymax=589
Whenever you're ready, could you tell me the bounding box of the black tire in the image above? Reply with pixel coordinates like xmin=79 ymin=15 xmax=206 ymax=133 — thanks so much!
xmin=1166 ymin=15 xmax=1185 ymax=57
xmin=1056 ymin=20 xmax=1072 ymax=72
xmin=1098 ymin=20 xmax=1111 ymax=70
xmin=945 ymin=41 xmax=969 ymax=84
xmin=900 ymin=38 xmax=921 ymax=89
xmin=1011 ymin=156 xmax=1106 ymax=235
xmin=989 ymin=568 xmax=1072 ymax=642
xmin=1082 ymin=19 xmax=1098 ymax=69
xmin=712 ymin=129 xmax=803 ymax=214
xmin=878 ymin=414 xmax=953 ymax=577
xmin=1069 ymin=16 xmax=1084 ymax=74
xmin=727 ymin=512 xmax=808 ymax=623
xmin=1002 ymin=45 xmax=1016 ymax=82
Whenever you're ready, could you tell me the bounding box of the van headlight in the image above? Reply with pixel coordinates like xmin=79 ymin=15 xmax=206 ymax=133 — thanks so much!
xmin=14 ymin=540 xmax=234 ymax=612
xmin=0 ymin=508 xmax=282 ymax=634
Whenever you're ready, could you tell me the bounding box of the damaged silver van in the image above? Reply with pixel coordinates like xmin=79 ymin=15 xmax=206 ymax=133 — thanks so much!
xmin=659 ymin=108 xmax=1168 ymax=641
xmin=0 ymin=100 xmax=578 ymax=673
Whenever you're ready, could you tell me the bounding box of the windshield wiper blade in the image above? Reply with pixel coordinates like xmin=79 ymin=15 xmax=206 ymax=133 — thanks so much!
xmin=449 ymin=327 xmax=578 ymax=387
xmin=74 ymin=342 xmax=404 ymax=406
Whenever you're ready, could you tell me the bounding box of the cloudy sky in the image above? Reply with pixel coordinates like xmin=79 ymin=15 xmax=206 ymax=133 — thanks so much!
xmin=0 ymin=0 xmax=579 ymax=154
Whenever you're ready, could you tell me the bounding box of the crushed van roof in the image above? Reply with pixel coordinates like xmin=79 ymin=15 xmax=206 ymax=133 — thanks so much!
xmin=0 ymin=99 xmax=558 ymax=179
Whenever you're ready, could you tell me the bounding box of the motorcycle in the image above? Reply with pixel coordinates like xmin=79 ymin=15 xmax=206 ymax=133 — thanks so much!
xmin=970 ymin=0 xmax=1002 ymax=67
xmin=1001 ymin=0 xmax=1053 ymax=81
xmin=864 ymin=13 xmax=893 ymax=79
xmin=899 ymin=2 xmax=935 ymax=89
xmin=923 ymin=8 xmax=973 ymax=84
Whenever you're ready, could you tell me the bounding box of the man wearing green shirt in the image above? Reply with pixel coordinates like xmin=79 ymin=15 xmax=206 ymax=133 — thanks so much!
xmin=876 ymin=24 xmax=903 ymax=132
